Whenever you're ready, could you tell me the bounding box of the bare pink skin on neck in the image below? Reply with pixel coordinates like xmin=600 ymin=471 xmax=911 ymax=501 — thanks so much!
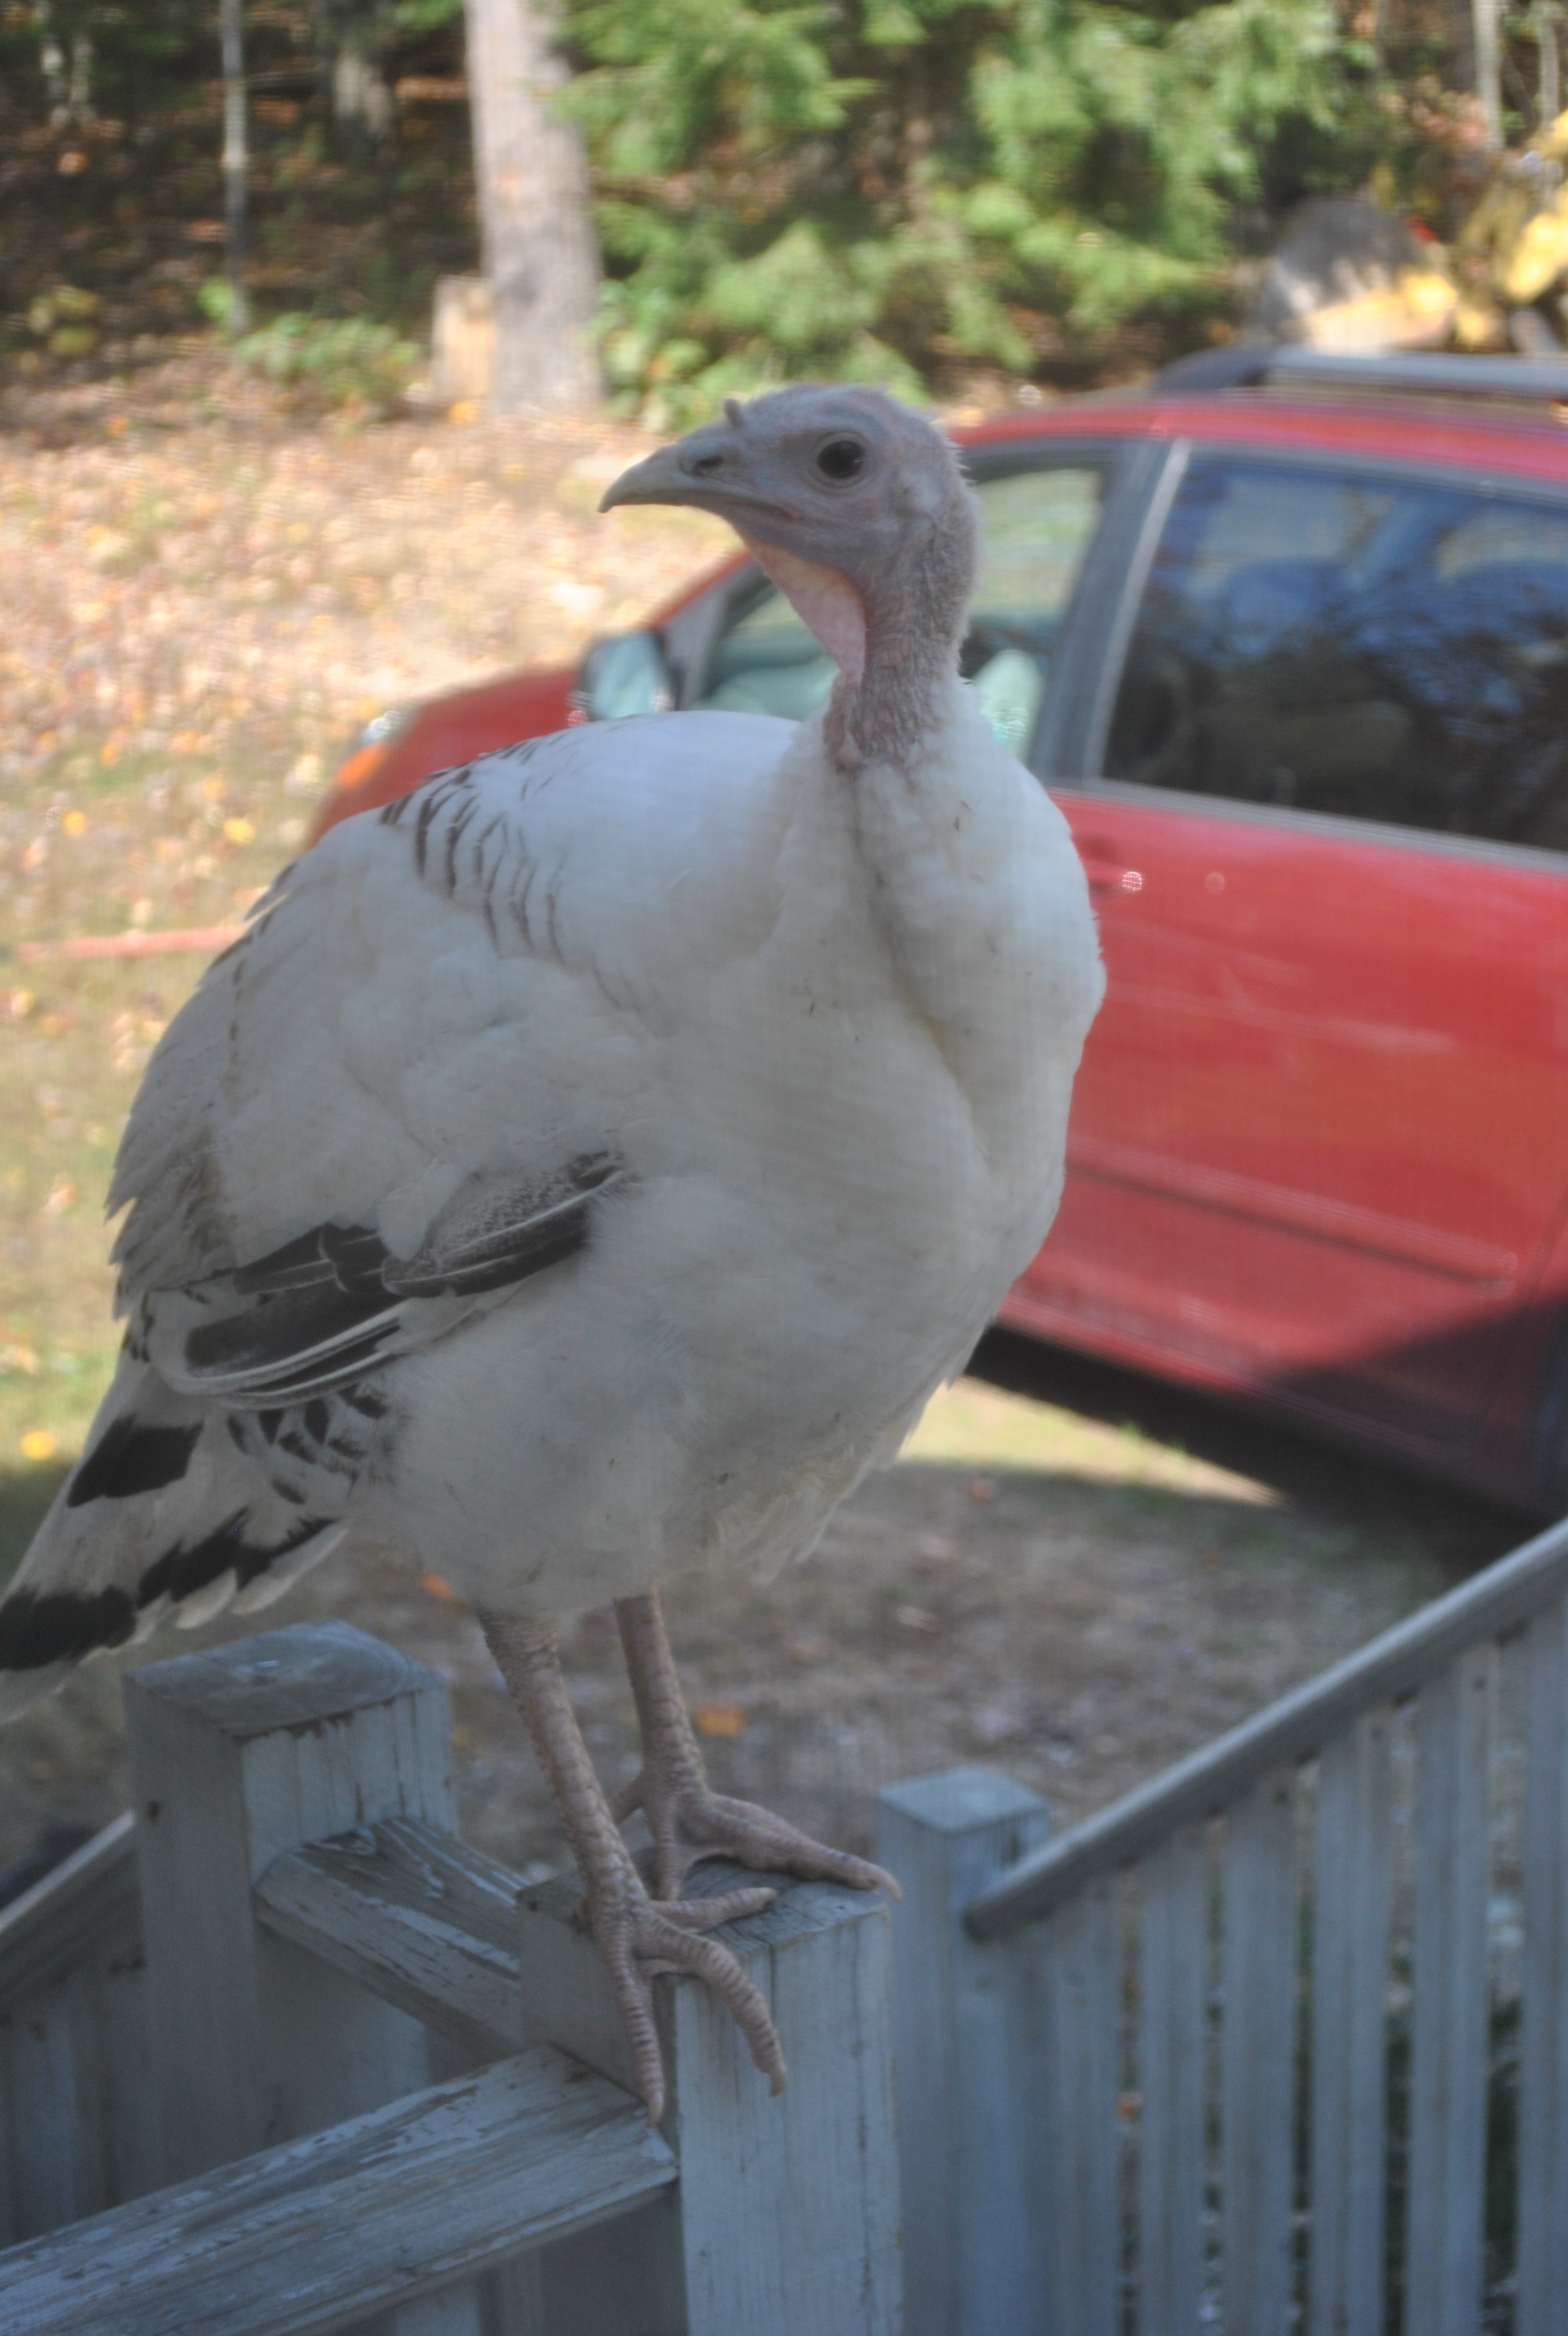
xmin=741 ymin=536 xmax=867 ymax=686
xmin=742 ymin=491 xmax=970 ymax=771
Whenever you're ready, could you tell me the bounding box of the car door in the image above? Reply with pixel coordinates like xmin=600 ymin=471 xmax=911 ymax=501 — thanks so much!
xmin=1021 ymin=445 xmax=1568 ymax=1454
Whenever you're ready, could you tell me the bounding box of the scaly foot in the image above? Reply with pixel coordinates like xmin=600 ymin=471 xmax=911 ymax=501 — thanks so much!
xmin=580 ymin=1847 xmax=785 ymax=2123
xmin=614 ymin=1589 xmax=901 ymax=1904
xmin=615 ymin=1763 xmax=901 ymax=1903
xmin=479 ymin=1606 xmax=786 ymax=2124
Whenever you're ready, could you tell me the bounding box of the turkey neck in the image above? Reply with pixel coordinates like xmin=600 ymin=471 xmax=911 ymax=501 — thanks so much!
xmin=824 ymin=482 xmax=977 ymax=774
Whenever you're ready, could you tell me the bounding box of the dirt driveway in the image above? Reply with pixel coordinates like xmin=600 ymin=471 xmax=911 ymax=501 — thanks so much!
xmin=0 ymin=1328 xmax=1522 ymax=1884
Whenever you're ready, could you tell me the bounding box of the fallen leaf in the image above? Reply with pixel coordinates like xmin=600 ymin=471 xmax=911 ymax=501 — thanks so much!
xmin=694 ymin=1703 xmax=746 ymax=1739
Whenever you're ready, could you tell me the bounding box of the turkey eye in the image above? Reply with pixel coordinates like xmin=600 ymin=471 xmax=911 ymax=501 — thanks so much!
xmin=816 ymin=437 xmax=865 ymax=482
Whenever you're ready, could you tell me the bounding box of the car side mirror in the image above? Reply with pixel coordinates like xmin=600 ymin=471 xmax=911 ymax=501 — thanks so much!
xmin=578 ymin=630 xmax=675 ymax=720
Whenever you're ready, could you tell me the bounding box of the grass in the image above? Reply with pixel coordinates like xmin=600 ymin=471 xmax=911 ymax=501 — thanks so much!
xmin=0 ymin=946 xmax=209 ymax=1585
xmin=0 ymin=380 xmax=730 ymax=1587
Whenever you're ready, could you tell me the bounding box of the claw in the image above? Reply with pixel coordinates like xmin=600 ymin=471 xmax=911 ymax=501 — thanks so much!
xmin=623 ymin=1771 xmax=903 ymax=1905
xmin=592 ymin=1879 xmax=787 ymax=2124
xmin=660 ymin=1885 xmax=778 ymax=1928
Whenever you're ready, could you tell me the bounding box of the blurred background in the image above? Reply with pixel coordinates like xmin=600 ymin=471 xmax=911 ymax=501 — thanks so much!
xmin=0 ymin=0 xmax=1545 ymax=1898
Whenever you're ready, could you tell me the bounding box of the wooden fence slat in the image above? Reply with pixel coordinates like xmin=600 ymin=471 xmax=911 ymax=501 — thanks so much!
xmin=1517 ymin=1592 xmax=1568 ymax=2336
xmin=874 ymin=1770 xmax=1054 ymax=2336
xmin=969 ymin=1513 xmax=1568 ymax=1940
xmin=1405 ymin=1646 xmax=1494 ymax=2336
xmin=1045 ymin=1875 xmax=1122 ymax=2336
xmin=1309 ymin=1708 xmax=1392 ymax=2336
xmin=0 ymin=2046 xmax=675 ymax=2336
xmin=1137 ymin=1822 xmax=1208 ymax=2336
xmin=255 ymin=1822 xmax=523 ymax=2056
xmin=1221 ymin=1767 xmax=1296 ymax=2336
xmin=0 ymin=1817 xmax=158 ymax=2246
xmin=3 ymin=1978 xmax=78 ymax=2243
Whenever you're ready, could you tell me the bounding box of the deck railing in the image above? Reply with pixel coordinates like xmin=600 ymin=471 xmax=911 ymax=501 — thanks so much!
xmin=878 ymin=1510 xmax=1568 ymax=2336
xmin=7 ymin=1514 xmax=1568 ymax=2334
xmin=0 ymin=1621 xmax=900 ymax=2335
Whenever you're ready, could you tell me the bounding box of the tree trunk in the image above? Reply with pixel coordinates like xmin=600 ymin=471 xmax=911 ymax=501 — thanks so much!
xmin=1538 ymin=2 xmax=1562 ymax=126
xmin=1473 ymin=0 xmax=1503 ymax=145
xmin=462 ymin=0 xmax=600 ymax=411
xmin=220 ymin=0 xmax=250 ymax=333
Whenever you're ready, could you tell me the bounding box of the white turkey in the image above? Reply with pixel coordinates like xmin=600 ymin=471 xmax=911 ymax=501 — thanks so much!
xmin=0 ymin=385 xmax=1103 ymax=2120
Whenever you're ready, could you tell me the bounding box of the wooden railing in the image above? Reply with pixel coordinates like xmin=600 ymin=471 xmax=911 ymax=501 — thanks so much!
xmin=10 ymin=1517 xmax=1567 ymax=2334
xmin=878 ymin=1510 xmax=1568 ymax=2336
xmin=0 ymin=1621 xmax=901 ymax=2335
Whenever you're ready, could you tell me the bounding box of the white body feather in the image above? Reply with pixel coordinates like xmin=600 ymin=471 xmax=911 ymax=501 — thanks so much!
xmin=3 ymin=682 xmax=1101 ymax=1677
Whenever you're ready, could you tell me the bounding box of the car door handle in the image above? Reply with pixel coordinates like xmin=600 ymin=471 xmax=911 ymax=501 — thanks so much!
xmin=1081 ymin=858 xmax=1145 ymax=895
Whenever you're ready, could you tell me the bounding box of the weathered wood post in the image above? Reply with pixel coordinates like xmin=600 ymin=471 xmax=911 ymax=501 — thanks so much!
xmin=875 ymin=1767 xmax=1054 ymax=2336
xmin=123 ymin=1619 xmax=900 ymax=2336
xmin=123 ymin=1621 xmax=482 ymax=2335
xmin=512 ymin=1864 xmax=903 ymax=2335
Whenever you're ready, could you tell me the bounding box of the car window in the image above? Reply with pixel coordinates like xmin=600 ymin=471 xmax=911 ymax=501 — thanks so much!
xmin=1103 ymin=454 xmax=1568 ymax=853
xmin=699 ymin=462 xmax=1108 ymax=755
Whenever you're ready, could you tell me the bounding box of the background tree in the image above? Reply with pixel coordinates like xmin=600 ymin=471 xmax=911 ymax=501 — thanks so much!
xmin=560 ymin=0 xmax=1362 ymax=425
xmin=3 ymin=0 xmax=1566 ymax=418
xmin=462 ymin=0 xmax=601 ymax=407
xmin=220 ymin=0 xmax=249 ymax=332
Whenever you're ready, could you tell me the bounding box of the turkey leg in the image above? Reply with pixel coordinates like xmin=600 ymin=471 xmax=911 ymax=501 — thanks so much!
xmin=611 ymin=1588 xmax=900 ymax=1901
xmin=478 ymin=1608 xmax=784 ymax=2124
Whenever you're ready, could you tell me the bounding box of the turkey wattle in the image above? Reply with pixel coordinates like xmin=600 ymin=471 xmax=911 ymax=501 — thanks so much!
xmin=0 ymin=385 xmax=1103 ymax=2121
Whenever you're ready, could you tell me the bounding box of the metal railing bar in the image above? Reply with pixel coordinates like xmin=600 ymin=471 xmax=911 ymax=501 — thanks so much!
xmin=967 ymin=1511 xmax=1568 ymax=1940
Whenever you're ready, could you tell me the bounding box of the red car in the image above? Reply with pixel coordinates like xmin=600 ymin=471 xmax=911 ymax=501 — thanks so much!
xmin=315 ymin=348 xmax=1568 ymax=1516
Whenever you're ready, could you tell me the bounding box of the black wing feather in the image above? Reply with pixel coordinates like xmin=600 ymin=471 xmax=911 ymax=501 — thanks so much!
xmin=166 ymin=1153 xmax=623 ymax=1408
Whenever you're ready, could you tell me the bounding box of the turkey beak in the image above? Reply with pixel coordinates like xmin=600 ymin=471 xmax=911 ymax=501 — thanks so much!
xmin=598 ymin=447 xmax=691 ymax=511
xmin=599 ymin=427 xmax=760 ymax=518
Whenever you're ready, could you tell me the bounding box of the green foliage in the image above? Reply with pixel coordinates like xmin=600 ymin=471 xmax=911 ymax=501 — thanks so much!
xmin=232 ymin=312 xmax=420 ymax=415
xmin=563 ymin=0 xmax=1366 ymax=421
xmin=196 ymin=277 xmax=240 ymax=332
xmin=387 ymin=0 xmax=468 ymax=28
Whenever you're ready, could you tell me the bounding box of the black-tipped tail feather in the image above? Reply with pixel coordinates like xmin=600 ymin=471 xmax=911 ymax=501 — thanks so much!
xmin=0 ymin=1513 xmax=344 ymax=1712
xmin=0 ymin=1349 xmax=352 ymax=1719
